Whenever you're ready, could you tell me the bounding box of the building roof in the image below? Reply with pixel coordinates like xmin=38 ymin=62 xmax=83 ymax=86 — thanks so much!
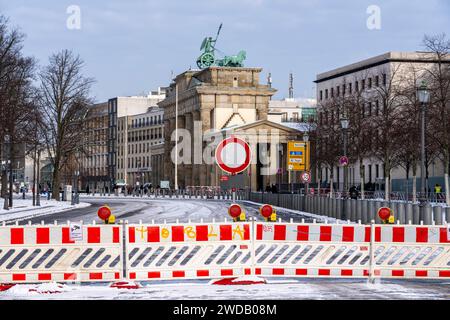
xmin=315 ymin=51 xmax=450 ymax=83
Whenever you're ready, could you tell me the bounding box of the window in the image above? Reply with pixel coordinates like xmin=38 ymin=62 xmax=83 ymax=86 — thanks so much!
xmin=362 ymin=79 xmax=365 ymax=90
xmin=349 ymin=83 xmax=352 ymax=94
xmin=355 ymin=81 xmax=359 ymax=92
xmin=375 ymin=100 xmax=379 ymax=116
xmin=375 ymin=75 xmax=379 ymax=87
xmin=331 ymin=87 xmax=334 ymax=98
xmin=320 ymin=90 xmax=323 ymax=101
xmin=383 ymin=74 xmax=387 ymax=86
xmin=325 ymin=89 xmax=328 ymax=99
xmin=368 ymin=164 xmax=372 ymax=183
xmin=342 ymin=84 xmax=346 ymax=96
xmin=375 ymin=164 xmax=379 ymax=178
xmin=368 ymin=78 xmax=372 ymax=88
xmin=336 ymin=86 xmax=340 ymax=97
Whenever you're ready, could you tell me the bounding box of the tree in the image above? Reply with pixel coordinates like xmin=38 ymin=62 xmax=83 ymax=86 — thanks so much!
xmin=421 ymin=33 xmax=450 ymax=205
xmin=38 ymin=49 xmax=94 ymax=200
xmin=0 ymin=15 xmax=36 ymax=207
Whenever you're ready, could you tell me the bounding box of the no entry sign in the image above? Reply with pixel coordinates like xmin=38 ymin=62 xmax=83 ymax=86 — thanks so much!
xmin=215 ymin=137 xmax=251 ymax=174
xmin=301 ymin=171 xmax=311 ymax=183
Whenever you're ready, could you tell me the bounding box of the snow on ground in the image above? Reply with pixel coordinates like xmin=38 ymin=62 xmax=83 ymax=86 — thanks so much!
xmin=0 ymin=197 xmax=91 ymax=223
xmin=0 ymin=279 xmax=448 ymax=300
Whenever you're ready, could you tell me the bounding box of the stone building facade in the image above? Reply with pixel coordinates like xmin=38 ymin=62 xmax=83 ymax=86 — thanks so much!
xmin=158 ymin=67 xmax=307 ymax=191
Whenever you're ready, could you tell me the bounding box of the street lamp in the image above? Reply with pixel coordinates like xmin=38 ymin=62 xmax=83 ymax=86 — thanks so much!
xmin=303 ymin=132 xmax=310 ymax=195
xmin=417 ymin=80 xmax=430 ymax=200
xmin=1 ymin=160 xmax=10 ymax=210
xmin=340 ymin=115 xmax=349 ymax=196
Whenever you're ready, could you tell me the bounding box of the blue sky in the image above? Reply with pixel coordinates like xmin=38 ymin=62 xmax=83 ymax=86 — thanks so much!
xmin=1 ymin=0 xmax=449 ymax=102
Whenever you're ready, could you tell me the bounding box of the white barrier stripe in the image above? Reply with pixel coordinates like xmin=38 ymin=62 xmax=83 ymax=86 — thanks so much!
xmin=354 ymin=226 xmax=366 ymax=242
xmin=308 ymin=225 xmax=321 ymax=242
xmin=332 ymin=225 xmax=343 ymax=242
xmin=286 ymin=225 xmax=297 ymax=241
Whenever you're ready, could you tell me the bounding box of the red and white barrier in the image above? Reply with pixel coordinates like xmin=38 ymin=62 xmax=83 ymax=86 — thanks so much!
xmin=125 ymin=222 xmax=252 ymax=281
xmin=0 ymin=224 xmax=123 ymax=283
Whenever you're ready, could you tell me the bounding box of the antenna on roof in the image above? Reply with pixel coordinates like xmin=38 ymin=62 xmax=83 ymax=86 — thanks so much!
xmin=289 ymin=72 xmax=294 ymax=99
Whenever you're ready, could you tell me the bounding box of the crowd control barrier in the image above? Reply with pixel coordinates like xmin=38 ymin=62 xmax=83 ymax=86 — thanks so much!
xmin=0 ymin=220 xmax=449 ymax=284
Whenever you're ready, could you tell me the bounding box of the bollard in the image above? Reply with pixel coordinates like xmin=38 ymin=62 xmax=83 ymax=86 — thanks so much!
xmin=405 ymin=202 xmax=413 ymax=224
xmin=336 ymin=199 xmax=342 ymax=220
xmin=356 ymin=200 xmax=362 ymax=222
xmin=397 ymin=202 xmax=406 ymax=224
xmin=433 ymin=205 xmax=443 ymax=225
xmin=368 ymin=201 xmax=375 ymax=223
xmin=413 ymin=204 xmax=420 ymax=224
xmin=423 ymin=204 xmax=432 ymax=225
xmin=444 ymin=207 xmax=450 ymax=224
xmin=361 ymin=200 xmax=368 ymax=224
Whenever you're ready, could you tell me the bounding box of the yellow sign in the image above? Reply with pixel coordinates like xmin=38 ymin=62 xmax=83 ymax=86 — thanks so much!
xmin=108 ymin=214 xmax=116 ymax=224
xmin=287 ymin=141 xmax=310 ymax=171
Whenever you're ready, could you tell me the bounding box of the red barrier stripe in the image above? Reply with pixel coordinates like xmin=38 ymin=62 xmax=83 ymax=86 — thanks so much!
xmin=87 ymin=227 xmax=101 ymax=243
xmin=220 ymin=225 xmax=232 ymax=241
xmin=392 ymin=227 xmax=405 ymax=243
xmin=363 ymin=270 xmax=369 ymax=276
xmin=416 ymin=227 xmax=428 ymax=243
xmin=439 ymin=271 xmax=450 ymax=277
xmin=197 ymin=270 xmax=209 ymax=277
xmin=392 ymin=270 xmax=404 ymax=277
xmin=113 ymin=227 xmax=120 ymax=243
xmin=364 ymin=226 xmax=371 ymax=242
xmin=64 ymin=273 xmax=77 ymax=280
xmin=147 ymin=226 xmax=160 ymax=242
xmin=342 ymin=226 xmax=354 ymax=242
xmin=221 ymin=269 xmax=233 ymax=276
xmin=89 ymin=273 xmax=103 ymax=280
xmin=272 ymin=268 xmax=284 ymax=275
xmin=128 ymin=227 xmax=135 ymax=243
xmin=10 ymin=228 xmax=24 ymax=245
xmin=12 ymin=274 xmax=26 ymax=281
xmin=319 ymin=226 xmax=332 ymax=241
xmin=36 ymin=228 xmax=50 ymax=244
xmin=439 ymin=227 xmax=449 ymax=243
xmin=256 ymin=224 xmax=263 ymax=240
xmin=375 ymin=227 xmax=381 ymax=242
xmin=148 ymin=271 xmax=161 ymax=279
xmin=172 ymin=226 xmax=184 ymax=242
xmin=243 ymin=224 xmax=250 ymax=240
xmin=255 ymin=268 xmax=261 ymax=275
xmin=274 ymin=225 xmax=286 ymax=241
xmin=129 ymin=272 xmax=136 ymax=279
xmin=318 ymin=269 xmax=330 ymax=276
xmin=62 ymin=228 xmax=75 ymax=244
xmin=115 ymin=272 xmax=120 ymax=279
xmin=341 ymin=269 xmax=353 ymax=276
xmin=297 ymin=226 xmax=309 ymax=241
xmin=295 ymin=269 xmax=308 ymax=275
xmin=172 ymin=271 xmax=185 ymax=278
xmin=415 ymin=270 xmax=428 ymax=277
xmin=196 ymin=225 xmax=208 ymax=241
xmin=244 ymin=268 xmax=251 ymax=275
xmin=38 ymin=273 xmax=51 ymax=281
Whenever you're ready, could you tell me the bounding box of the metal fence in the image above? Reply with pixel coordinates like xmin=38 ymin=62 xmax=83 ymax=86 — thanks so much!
xmin=247 ymin=192 xmax=450 ymax=225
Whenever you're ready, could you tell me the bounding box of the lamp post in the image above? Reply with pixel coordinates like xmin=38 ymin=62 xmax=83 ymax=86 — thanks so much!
xmin=340 ymin=115 xmax=349 ymax=196
xmin=1 ymin=160 xmax=10 ymax=210
xmin=303 ymin=132 xmax=310 ymax=195
xmin=417 ymin=80 xmax=430 ymax=201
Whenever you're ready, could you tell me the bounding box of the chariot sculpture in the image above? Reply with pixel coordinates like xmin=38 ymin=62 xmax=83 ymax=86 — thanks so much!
xmin=196 ymin=23 xmax=247 ymax=69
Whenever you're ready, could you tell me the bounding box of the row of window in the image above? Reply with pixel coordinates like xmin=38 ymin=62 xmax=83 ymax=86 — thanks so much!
xmin=117 ymin=156 xmax=151 ymax=170
xmin=319 ymin=100 xmax=383 ymax=125
xmin=319 ymin=74 xmax=387 ymax=101
xmin=130 ymin=115 xmax=163 ymax=129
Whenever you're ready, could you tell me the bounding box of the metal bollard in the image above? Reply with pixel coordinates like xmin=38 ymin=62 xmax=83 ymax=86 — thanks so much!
xmin=445 ymin=207 xmax=450 ymax=224
xmin=423 ymin=203 xmax=432 ymax=225
xmin=433 ymin=205 xmax=443 ymax=225
xmin=336 ymin=199 xmax=342 ymax=220
xmin=413 ymin=204 xmax=420 ymax=224
xmin=356 ymin=200 xmax=362 ymax=222
xmin=361 ymin=200 xmax=368 ymax=224
xmin=397 ymin=202 xmax=406 ymax=224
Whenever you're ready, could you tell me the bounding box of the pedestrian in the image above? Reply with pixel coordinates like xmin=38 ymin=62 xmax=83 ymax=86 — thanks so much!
xmin=271 ymin=184 xmax=278 ymax=194
xmin=434 ymin=183 xmax=442 ymax=195
xmin=265 ymin=183 xmax=271 ymax=193
xmin=349 ymin=185 xmax=358 ymax=200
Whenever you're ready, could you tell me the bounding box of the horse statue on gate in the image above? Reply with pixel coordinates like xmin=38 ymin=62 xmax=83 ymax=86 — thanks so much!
xmin=217 ymin=50 xmax=246 ymax=67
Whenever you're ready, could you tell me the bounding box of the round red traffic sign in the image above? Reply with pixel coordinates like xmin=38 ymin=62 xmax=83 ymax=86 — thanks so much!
xmin=339 ymin=156 xmax=349 ymax=166
xmin=377 ymin=207 xmax=391 ymax=220
xmin=301 ymin=171 xmax=311 ymax=183
xmin=228 ymin=204 xmax=242 ymax=218
xmin=215 ymin=137 xmax=251 ymax=174
xmin=260 ymin=204 xmax=273 ymax=218
xmin=98 ymin=205 xmax=112 ymax=221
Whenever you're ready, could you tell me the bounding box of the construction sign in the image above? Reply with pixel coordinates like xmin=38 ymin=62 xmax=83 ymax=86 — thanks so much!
xmin=287 ymin=141 xmax=310 ymax=171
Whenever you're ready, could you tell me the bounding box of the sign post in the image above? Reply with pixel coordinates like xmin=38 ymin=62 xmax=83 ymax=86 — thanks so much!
xmin=215 ymin=136 xmax=251 ymax=203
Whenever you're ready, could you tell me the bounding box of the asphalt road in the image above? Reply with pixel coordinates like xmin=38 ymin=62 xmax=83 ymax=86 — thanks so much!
xmin=22 ymin=196 xmax=325 ymax=225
